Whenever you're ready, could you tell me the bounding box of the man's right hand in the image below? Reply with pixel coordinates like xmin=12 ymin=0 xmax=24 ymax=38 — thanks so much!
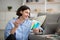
xmin=14 ymin=19 xmax=21 ymax=28
xmin=10 ymin=19 xmax=21 ymax=34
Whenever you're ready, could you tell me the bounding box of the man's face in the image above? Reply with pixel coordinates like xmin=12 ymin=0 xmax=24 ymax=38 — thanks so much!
xmin=21 ymin=9 xmax=30 ymax=19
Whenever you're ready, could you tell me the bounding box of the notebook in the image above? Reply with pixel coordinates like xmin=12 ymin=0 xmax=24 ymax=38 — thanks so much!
xmin=31 ymin=20 xmax=40 ymax=29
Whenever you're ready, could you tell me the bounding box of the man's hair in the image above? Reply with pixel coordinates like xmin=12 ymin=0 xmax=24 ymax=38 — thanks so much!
xmin=16 ymin=5 xmax=30 ymax=17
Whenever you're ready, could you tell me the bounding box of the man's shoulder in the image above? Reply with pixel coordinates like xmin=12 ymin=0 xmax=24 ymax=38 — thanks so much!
xmin=8 ymin=18 xmax=17 ymax=24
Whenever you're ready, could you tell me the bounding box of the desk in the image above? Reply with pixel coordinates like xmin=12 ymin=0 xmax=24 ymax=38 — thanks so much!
xmin=29 ymin=33 xmax=60 ymax=40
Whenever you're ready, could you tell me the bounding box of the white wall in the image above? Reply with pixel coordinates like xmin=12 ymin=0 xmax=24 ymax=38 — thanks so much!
xmin=0 ymin=0 xmax=22 ymax=29
xmin=0 ymin=0 xmax=60 ymax=29
xmin=25 ymin=0 xmax=45 ymax=13
xmin=55 ymin=0 xmax=60 ymax=2
xmin=0 ymin=12 xmax=17 ymax=29
xmin=0 ymin=0 xmax=22 ymax=11
xmin=27 ymin=4 xmax=45 ymax=12
xmin=46 ymin=4 xmax=60 ymax=13
xmin=46 ymin=0 xmax=60 ymax=13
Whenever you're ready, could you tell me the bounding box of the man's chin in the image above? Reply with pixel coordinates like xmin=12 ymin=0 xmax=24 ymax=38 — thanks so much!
xmin=25 ymin=17 xmax=28 ymax=20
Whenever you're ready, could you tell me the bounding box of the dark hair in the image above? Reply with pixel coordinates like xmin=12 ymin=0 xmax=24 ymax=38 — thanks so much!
xmin=16 ymin=5 xmax=30 ymax=17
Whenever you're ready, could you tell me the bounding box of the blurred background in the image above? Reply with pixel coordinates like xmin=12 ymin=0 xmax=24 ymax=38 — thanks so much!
xmin=0 ymin=0 xmax=60 ymax=40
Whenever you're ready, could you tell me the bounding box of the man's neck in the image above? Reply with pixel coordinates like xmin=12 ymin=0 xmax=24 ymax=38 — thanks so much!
xmin=19 ymin=16 xmax=25 ymax=22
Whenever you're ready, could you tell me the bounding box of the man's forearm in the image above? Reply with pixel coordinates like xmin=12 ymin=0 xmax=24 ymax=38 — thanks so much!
xmin=10 ymin=27 xmax=17 ymax=34
xmin=33 ymin=28 xmax=40 ymax=33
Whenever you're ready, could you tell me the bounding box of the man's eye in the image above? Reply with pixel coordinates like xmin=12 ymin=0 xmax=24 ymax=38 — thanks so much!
xmin=26 ymin=12 xmax=28 ymax=13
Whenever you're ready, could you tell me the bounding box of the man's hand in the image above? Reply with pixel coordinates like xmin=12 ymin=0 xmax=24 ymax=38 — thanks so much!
xmin=10 ymin=19 xmax=23 ymax=34
xmin=33 ymin=28 xmax=40 ymax=34
xmin=14 ymin=19 xmax=21 ymax=28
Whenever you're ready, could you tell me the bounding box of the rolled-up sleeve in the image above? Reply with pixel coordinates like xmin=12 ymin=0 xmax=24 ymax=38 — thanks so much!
xmin=4 ymin=21 xmax=14 ymax=39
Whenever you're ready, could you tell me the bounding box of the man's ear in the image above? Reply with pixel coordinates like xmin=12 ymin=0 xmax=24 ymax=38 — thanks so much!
xmin=20 ymin=11 xmax=22 ymax=14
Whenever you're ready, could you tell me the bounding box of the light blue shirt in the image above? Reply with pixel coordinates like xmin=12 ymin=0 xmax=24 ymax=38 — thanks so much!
xmin=4 ymin=18 xmax=43 ymax=40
